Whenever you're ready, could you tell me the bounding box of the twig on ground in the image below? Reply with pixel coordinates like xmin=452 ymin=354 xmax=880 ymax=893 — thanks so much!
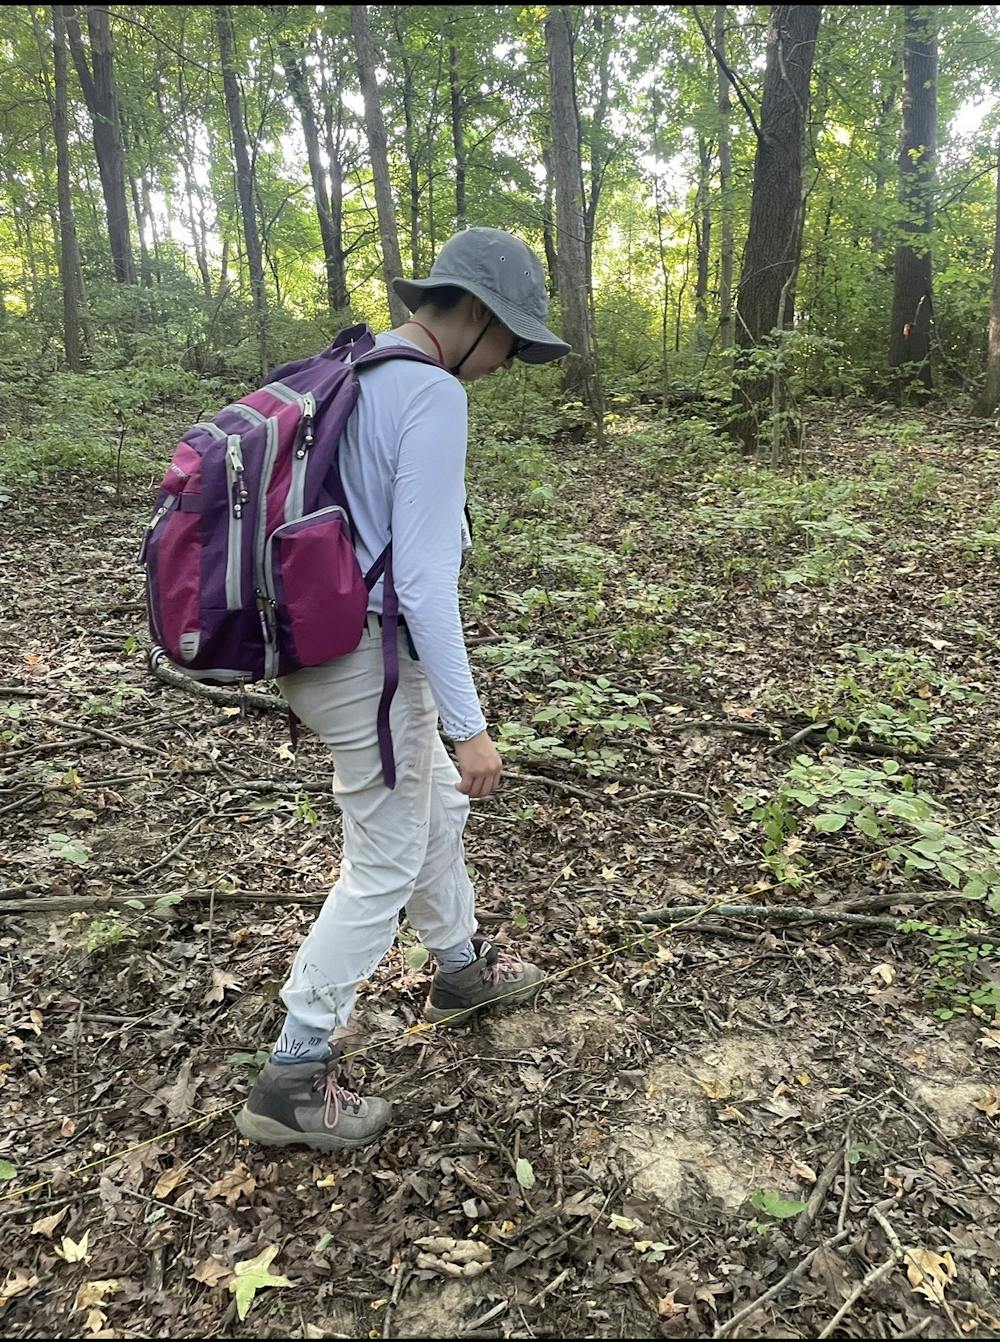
xmin=713 ymin=1229 xmax=852 ymax=1338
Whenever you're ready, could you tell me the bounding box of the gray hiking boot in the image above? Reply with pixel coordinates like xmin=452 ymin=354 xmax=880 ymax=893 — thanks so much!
xmin=424 ymin=938 xmax=544 ymax=1027
xmin=235 ymin=1055 xmax=391 ymax=1151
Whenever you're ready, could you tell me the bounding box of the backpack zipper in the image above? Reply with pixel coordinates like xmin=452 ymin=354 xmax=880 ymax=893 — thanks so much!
xmin=225 ymin=435 xmax=247 ymax=608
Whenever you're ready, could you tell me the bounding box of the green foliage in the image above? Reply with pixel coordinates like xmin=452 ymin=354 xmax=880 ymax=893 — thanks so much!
xmin=771 ymin=645 xmax=984 ymax=752
xmin=741 ymin=757 xmax=1000 ymax=906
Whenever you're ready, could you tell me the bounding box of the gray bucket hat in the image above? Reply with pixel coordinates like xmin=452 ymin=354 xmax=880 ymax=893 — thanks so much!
xmin=392 ymin=227 xmax=571 ymax=364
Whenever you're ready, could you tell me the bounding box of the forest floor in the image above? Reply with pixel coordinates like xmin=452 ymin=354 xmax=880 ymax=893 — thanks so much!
xmin=1 ymin=394 xmax=999 ymax=1340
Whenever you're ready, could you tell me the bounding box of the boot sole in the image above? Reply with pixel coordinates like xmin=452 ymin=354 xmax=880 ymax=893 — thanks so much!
xmin=235 ymin=1106 xmax=389 ymax=1151
xmin=423 ymin=981 xmax=542 ymax=1029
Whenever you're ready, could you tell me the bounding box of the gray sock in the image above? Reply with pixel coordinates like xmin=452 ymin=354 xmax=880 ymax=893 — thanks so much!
xmin=431 ymin=938 xmax=478 ymax=975
xmin=272 ymin=1011 xmax=331 ymax=1065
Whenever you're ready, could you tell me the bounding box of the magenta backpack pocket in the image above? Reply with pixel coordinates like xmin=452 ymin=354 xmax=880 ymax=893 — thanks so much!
xmin=266 ymin=506 xmax=369 ymax=671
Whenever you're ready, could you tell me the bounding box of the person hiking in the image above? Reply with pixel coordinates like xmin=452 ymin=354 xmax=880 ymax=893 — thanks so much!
xmin=235 ymin=228 xmax=571 ymax=1152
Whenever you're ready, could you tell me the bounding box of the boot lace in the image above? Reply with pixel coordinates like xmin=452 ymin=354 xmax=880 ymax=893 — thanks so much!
xmin=310 ymin=1060 xmax=362 ymax=1131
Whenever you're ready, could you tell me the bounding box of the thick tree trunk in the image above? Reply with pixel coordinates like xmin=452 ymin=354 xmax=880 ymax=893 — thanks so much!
xmin=281 ymin=39 xmax=347 ymax=316
xmin=64 ymin=4 xmax=136 ymax=285
xmin=351 ymin=4 xmax=408 ymax=327
xmin=716 ymin=4 xmax=734 ymax=355
xmin=731 ymin=4 xmax=822 ymax=452
xmin=546 ymin=6 xmax=603 ymax=438
xmin=449 ymin=41 xmax=466 ymax=230
xmin=52 ymin=6 xmax=84 ymax=370
xmin=215 ymin=4 xmax=267 ymax=368
xmin=887 ymin=4 xmax=937 ymax=397
xmin=975 ymin=138 xmax=1000 ymax=417
xmin=318 ymin=61 xmax=350 ymax=313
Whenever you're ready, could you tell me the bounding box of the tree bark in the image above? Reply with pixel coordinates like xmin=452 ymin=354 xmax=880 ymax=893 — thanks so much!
xmin=716 ymin=4 xmax=734 ymax=355
xmin=52 ymin=6 xmax=84 ymax=370
xmin=214 ymin=4 xmax=268 ymax=369
xmin=351 ymin=4 xmax=408 ymax=327
xmin=975 ymin=137 xmax=1000 ymax=417
xmin=542 ymin=145 xmax=558 ymax=297
xmin=64 ymin=4 xmax=136 ymax=285
xmin=449 ymin=39 xmax=466 ymax=230
xmin=392 ymin=10 xmax=421 ymax=276
xmin=546 ymin=6 xmax=603 ymax=438
xmin=280 ymin=37 xmax=348 ymax=316
xmin=694 ymin=135 xmax=712 ymax=350
xmin=887 ymin=4 xmax=937 ymax=397
xmin=731 ymin=3 xmax=822 ymax=452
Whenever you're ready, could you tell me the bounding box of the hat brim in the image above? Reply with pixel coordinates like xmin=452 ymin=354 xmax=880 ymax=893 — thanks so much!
xmin=392 ymin=275 xmax=571 ymax=364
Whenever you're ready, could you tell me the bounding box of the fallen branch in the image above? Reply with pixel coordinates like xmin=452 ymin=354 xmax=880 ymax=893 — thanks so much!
xmin=793 ymin=1144 xmax=843 ymax=1242
xmin=148 ymin=652 xmax=284 ymax=713
xmin=35 ymin=714 xmax=166 ymax=759
xmin=697 ymin=717 xmax=961 ymax=766
xmin=0 ymin=888 xmax=331 ymax=916
xmin=639 ymin=902 xmax=999 ymax=945
xmin=713 ymin=1228 xmax=851 ymax=1338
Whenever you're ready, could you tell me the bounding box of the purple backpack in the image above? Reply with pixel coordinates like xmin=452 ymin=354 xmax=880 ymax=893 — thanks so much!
xmin=139 ymin=324 xmax=442 ymax=787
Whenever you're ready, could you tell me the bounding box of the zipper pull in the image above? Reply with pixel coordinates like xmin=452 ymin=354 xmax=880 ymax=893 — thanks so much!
xmin=255 ymin=589 xmax=274 ymax=644
xmin=296 ymin=394 xmax=316 ymax=460
xmin=227 ymin=435 xmax=248 ymax=516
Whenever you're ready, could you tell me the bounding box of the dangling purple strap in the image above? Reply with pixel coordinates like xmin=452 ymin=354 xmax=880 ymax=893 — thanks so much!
xmin=363 ymin=543 xmax=398 ymax=790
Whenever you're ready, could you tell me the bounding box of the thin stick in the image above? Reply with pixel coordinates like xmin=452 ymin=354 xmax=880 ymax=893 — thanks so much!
xmin=816 ymin=1255 xmax=902 ymax=1339
xmin=713 ymin=1230 xmax=851 ymax=1338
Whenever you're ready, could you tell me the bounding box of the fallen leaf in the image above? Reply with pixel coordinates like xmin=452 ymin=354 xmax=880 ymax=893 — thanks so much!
xmin=58 ymin=1231 xmax=91 ymax=1264
xmin=73 ymin=1279 xmax=119 ymax=1313
xmin=201 ymin=969 xmax=239 ymax=1006
xmin=315 ymin=1173 xmax=337 ymax=1189
xmin=789 ymin=1157 xmax=818 ymax=1184
xmin=658 ymin=1291 xmax=687 ymax=1318
xmin=872 ymin=963 xmax=896 ymax=985
xmin=698 ymin=1076 xmax=731 ymax=1100
xmin=229 ymin=1246 xmax=295 ymax=1322
xmin=161 ymin=1060 xmax=201 ymax=1123
xmin=152 ymin=1165 xmax=188 ymax=1199
xmin=609 ymin=1213 xmax=641 ymax=1233
xmin=191 ymin=1256 xmax=231 ymax=1288
xmin=515 ymin=1158 xmax=536 ymax=1190
xmin=31 ymin=1206 xmax=68 ymax=1238
xmin=973 ymin=1087 xmax=1000 ymax=1117
xmin=0 ymin=1271 xmax=38 ymax=1308
xmin=718 ymin=1105 xmax=749 ymax=1123
xmin=208 ymin=1161 xmax=256 ymax=1207
xmin=905 ymin=1248 xmax=957 ymax=1305
xmin=60 ymin=1116 xmax=76 ymax=1138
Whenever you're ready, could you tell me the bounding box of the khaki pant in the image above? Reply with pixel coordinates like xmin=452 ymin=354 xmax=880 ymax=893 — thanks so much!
xmin=276 ymin=615 xmax=477 ymax=1032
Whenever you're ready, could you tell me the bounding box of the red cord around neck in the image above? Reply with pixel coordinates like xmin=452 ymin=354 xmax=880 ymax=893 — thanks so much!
xmin=400 ymin=319 xmax=444 ymax=366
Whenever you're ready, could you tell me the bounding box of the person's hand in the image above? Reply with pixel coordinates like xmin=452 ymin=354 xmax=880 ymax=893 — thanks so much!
xmin=454 ymin=730 xmax=503 ymax=798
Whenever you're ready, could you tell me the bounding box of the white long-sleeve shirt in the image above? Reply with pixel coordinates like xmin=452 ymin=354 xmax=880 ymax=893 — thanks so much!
xmin=339 ymin=332 xmax=487 ymax=742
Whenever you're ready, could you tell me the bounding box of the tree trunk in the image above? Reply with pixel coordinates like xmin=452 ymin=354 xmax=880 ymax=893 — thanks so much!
xmin=545 ymin=6 xmax=603 ymax=439
xmin=64 ymin=4 xmax=136 ymax=285
xmin=392 ymin=10 xmax=421 ymax=276
xmin=215 ymin=4 xmax=268 ymax=369
xmin=731 ymin=3 xmax=822 ymax=453
xmin=281 ymin=38 xmax=346 ymax=316
xmin=350 ymin=4 xmax=408 ymax=327
xmin=694 ymin=135 xmax=712 ymax=351
xmin=318 ymin=59 xmax=350 ymax=312
xmin=584 ymin=8 xmax=614 ymax=306
xmin=449 ymin=40 xmax=466 ymax=230
xmin=716 ymin=4 xmax=734 ymax=355
xmin=542 ymin=146 xmax=558 ymax=297
xmin=887 ymin=4 xmax=937 ymax=398
xmin=975 ymin=138 xmax=1000 ymax=417
xmin=52 ymin=6 xmax=83 ymax=369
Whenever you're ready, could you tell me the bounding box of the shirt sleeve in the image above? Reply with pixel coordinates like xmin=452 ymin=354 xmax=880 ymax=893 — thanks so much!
xmin=390 ymin=375 xmax=488 ymax=742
